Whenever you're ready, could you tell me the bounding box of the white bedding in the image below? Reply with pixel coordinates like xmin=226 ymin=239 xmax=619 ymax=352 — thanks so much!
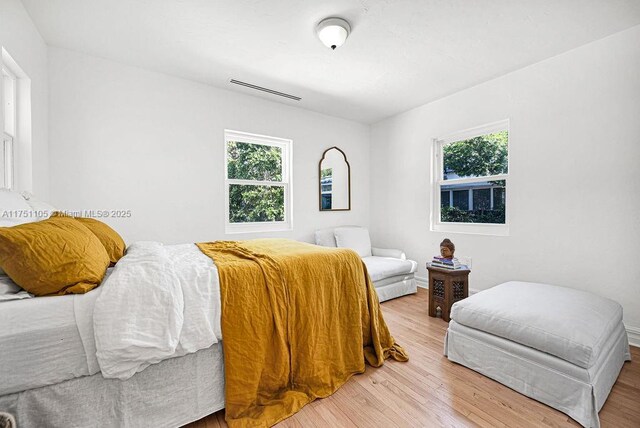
xmin=0 ymin=285 xmax=102 ymax=395
xmin=1 ymin=242 xmax=222 ymax=395
xmin=0 ymin=275 xmax=33 ymax=301
xmin=93 ymin=242 xmax=222 ymax=379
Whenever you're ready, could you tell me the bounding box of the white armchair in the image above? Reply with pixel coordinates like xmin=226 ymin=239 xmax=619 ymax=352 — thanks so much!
xmin=314 ymin=226 xmax=417 ymax=302
xmin=372 ymin=247 xmax=406 ymax=260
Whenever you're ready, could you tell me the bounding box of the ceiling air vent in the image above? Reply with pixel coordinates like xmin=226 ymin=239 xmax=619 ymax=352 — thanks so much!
xmin=229 ymin=79 xmax=301 ymax=101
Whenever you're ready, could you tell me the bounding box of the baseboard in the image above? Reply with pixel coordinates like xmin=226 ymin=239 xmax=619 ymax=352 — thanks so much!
xmin=415 ymin=275 xmax=428 ymax=289
xmin=627 ymin=325 xmax=640 ymax=348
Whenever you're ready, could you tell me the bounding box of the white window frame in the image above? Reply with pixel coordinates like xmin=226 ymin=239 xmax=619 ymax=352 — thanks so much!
xmin=2 ymin=65 xmax=17 ymax=190
xmin=1 ymin=48 xmax=29 ymax=192
xmin=431 ymin=119 xmax=510 ymax=236
xmin=224 ymin=129 xmax=293 ymax=234
xmin=1 ymin=135 xmax=13 ymax=190
xmin=2 ymin=66 xmax=17 ymax=137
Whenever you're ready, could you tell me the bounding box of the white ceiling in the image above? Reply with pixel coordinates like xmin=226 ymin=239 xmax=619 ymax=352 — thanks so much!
xmin=21 ymin=0 xmax=640 ymax=124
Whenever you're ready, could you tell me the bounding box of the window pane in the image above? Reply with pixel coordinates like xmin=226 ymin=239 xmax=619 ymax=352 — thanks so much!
xmin=227 ymin=141 xmax=282 ymax=181
xmin=452 ymin=190 xmax=469 ymax=210
xmin=493 ymin=184 xmax=506 ymax=209
xmin=440 ymin=191 xmax=449 ymax=208
xmin=443 ymin=130 xmax=508 ymax=180
xmin=441 ymin=180 xmax=506 ymax=224
xmin=228 ymin=184 xmax=284 ymax=223
xmin=473 ymin=188 xmax=491 ymax=210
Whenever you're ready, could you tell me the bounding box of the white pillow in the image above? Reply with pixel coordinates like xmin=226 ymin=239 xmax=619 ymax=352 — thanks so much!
xmin=334 ymin=227 xmax=372 ymax=257
xmin=22 ymin=192 xmax=56 ymax=220
xmin=0 ymin=192 xmax=31 ymax=276
xmin=314 ymin=228 xmax=337 ymax=247
xmin=0 ymin=189 xmax=32 ymax=225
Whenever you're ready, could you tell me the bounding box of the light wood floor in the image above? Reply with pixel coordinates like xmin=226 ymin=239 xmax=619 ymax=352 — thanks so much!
xmin=188 ymin=288 xmax=640 ymax=428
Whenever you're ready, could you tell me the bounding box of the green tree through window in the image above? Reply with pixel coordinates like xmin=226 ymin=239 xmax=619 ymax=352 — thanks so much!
xmin=439 ymin=130 xmax=508 ymax=224
xmin=228 ymin=184 xmax=284 ymax=223
xmin=227 ymin=141 xmax=286 ymax=223
xmin=227 ymin=141 xmax=282 ymax=181
xmin=443 ymin=131 xmax=508 ymax=179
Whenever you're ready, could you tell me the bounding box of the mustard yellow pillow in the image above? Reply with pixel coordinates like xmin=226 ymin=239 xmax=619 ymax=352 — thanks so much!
xmin=52 ymin=213 xmax=126 ymax=265
xmin=0 ymin=216 xmax=110 ymax=296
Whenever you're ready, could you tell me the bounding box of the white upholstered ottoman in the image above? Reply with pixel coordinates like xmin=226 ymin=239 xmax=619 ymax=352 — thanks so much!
xmin=444 ymin=281 xmax=631 ymax=428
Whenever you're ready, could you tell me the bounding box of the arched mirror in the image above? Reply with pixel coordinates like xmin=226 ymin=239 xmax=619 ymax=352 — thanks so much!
xmin=319 ymin=147 xmax=351 ymax=211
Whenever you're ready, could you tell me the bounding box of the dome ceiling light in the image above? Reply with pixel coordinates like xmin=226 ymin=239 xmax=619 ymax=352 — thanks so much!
xmin=316 ymin=17 xmax=351 ymax=50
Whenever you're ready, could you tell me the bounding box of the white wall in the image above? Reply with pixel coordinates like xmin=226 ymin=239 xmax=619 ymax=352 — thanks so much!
xmin=0 ymin=0 xmax=49 ymax=198
xmin=370 ymin=26 xmax=640 ymax=330
xmin=48 ymin=47 xmax=369 ymax=244
xmin=45 ymin=22 xmax=640 ymax=332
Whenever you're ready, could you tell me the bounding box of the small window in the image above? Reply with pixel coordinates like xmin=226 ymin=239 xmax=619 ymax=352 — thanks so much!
xmin=225 ymin=130 xmax=292 ymax=233
xmin=432 ymin=120 xmax=509 ymax=235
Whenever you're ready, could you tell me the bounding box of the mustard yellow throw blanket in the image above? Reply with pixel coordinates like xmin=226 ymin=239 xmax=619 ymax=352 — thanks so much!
xmin=196 ymin=239 xmax=408 ymax=427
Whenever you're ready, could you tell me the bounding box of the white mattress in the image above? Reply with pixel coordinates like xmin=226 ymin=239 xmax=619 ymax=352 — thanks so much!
xmin=0 ymin=274 xmax=105 ymax=395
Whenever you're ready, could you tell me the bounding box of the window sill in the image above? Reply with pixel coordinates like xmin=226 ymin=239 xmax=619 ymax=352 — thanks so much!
xmin=431 ymin=222 xmax=509 ymax=237
xmin=225 ymin=221 xmax=292 ymax=234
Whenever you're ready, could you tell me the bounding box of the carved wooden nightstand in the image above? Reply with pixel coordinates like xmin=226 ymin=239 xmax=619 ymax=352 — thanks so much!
xmin=427 ymin=265 xmax=470 ymax=322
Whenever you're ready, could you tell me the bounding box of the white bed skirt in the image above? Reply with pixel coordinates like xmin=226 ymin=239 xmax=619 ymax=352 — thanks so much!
xmin=0 ymin=343 xmax=225 ymax=428
xmin=445 ymin=321 xmax=631 ymax=428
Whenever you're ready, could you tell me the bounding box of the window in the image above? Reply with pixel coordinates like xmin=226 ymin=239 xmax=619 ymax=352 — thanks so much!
xmin=432 ymin=120 xmax=509 ymax=235
xmin=1 ymin=48 xmax=29 ymax=192
xmin=1 ymin=65 xmax=16 ymax=189
xmin=224 ymin=130 xmax=292 ymax=233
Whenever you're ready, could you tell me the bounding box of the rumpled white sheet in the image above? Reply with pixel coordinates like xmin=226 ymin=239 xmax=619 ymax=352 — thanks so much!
xmin=0 ymin=275 xmax=33 ymax=301
xmin=94 ymin=242 xmax=222 ymax=379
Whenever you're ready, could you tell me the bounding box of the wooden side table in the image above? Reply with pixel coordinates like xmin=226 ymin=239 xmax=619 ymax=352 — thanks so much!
xmin=427 ymin=265 xmax=470 ymax=322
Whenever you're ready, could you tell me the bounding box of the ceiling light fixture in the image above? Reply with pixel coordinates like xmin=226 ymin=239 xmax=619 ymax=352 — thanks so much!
xmin=316 ymin=17 xmax=351 ymax=50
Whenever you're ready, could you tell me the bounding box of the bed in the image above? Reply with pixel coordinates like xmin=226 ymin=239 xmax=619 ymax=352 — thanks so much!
xmin=0 ymin=248 xmax=226 ymax=428
xmin=0 ymin=238 xmax=406 ymax=427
